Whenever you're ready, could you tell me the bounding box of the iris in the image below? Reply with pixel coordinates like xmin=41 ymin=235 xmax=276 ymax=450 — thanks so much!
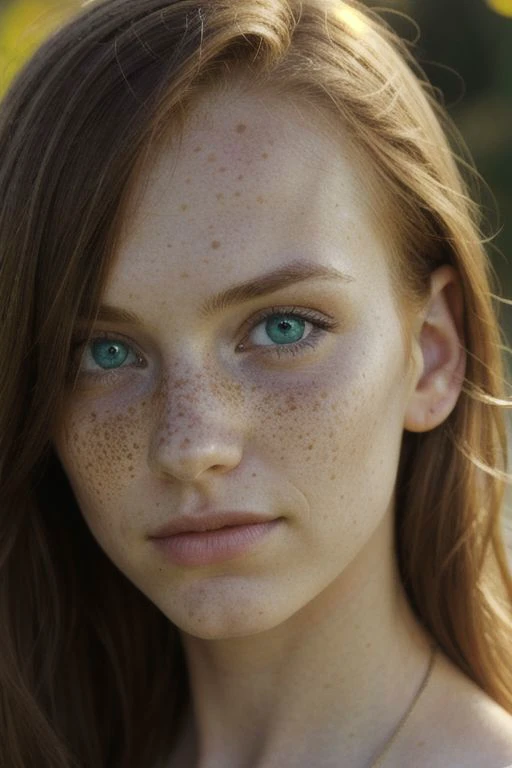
xmin=265 ymin=315 xmax=306 ymax=344
xmin=91 ymin=340 xmax=130 ymax=370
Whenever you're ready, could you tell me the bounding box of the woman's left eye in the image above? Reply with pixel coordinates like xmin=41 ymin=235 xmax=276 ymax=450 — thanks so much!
xmin=69 ymin=306 xmax=338 ymax=379
xmin=239 ymin=306 xmax=338 ymax=359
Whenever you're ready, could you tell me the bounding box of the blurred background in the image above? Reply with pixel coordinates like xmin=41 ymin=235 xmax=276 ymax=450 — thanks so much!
xmin=1 ymin=0 xmax=511 ymax=546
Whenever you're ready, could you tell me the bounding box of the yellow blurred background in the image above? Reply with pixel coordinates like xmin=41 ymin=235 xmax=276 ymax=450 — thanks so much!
xmin=487 ymin=0 xmax=512 ymax=16
xmin=0 ymin=0 xmax=78 ymax=95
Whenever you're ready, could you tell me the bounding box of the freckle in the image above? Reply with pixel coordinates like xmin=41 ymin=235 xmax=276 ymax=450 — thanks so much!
xmin=256 ymin=195 xmax=264 ymax=204
xmin=185 ymin=177 xmax=191 ymax=183
xmin=180 ymin=272 xmax=189 ymax=278
xmin=330 ymin=474 xmax=336 ymax=480
xmin=237 ymin=174 xmax=244 ymax=181
xmin=208 ymin=224 xmax=214 ymax=230
xmin=128 ymin=466 xmax=133 ymax=472
xmin=211 ymin=240 xmax=221 ymax=249
xmin=133 ymin=443 xmax=139 ymax=449
xmin=203 ymin=257 xmax=210 ymax=263
xmin=167 ymin=243 xmax=173 ymax=248
xmin=261 ymin=152 xmax=268 ymax=159
xmin=193 ymin=146 xmax=202 ymax=153
xmin=307 ymin=444 xmax=314 ymax=450
xmin=180 ymin=203 xmax=188 ymax=211
xmin=234 ymin=191 xmax=241 ymax=197
xmin=216 ymin=192 xmax=224 ymax=200
xmin=236 ymin=123 xmax=247 ymax=134
xmin=252 ymin=472 xmax=257 ymax=477
xmin=207 ymin=153 xmax=216 ymax=162
xmin=269 ymin=139 xmax=274 ymax=146
xmin=218 ymin=167 xmax=226 ymax=173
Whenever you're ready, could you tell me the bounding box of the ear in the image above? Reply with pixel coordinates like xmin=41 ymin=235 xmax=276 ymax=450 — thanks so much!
xmin=404 ymin=265 xmax=466 ymax=433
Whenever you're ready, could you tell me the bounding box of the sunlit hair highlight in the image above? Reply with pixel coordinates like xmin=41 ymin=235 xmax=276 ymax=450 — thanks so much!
xmin=0 ymin=1 xmax=511 ymax=766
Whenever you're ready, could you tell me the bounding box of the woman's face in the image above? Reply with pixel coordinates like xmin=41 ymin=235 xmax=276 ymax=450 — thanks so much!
xmin=53 ymin=86 xmax=422 ymax=638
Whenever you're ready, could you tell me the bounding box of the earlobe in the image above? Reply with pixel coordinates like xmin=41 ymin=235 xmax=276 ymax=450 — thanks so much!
xmin=404 ymin=265 xmax=466 ymax=433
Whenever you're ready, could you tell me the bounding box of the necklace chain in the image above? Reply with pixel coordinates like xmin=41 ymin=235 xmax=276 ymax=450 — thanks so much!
xmin=368 ymin=643 xmax=437 ymax=768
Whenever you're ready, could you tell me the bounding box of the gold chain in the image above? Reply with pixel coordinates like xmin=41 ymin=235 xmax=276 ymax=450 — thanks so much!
xmin=368 ymin=644 xmax=437 ymax=768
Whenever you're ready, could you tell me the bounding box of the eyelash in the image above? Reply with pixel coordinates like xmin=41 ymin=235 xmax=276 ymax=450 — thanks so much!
xmin=69 ymin=305 xmax=339 ymax=381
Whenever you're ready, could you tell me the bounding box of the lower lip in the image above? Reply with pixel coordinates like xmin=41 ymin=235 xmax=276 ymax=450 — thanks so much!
xmin=151 ymin=519 xmax=282 ymax=566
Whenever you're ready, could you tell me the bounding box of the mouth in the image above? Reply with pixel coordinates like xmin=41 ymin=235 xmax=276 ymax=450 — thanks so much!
xmin=149 ymin=510 xmax=279 ymax=538
xmin=150 ymin=517 xmax=283 ymax=567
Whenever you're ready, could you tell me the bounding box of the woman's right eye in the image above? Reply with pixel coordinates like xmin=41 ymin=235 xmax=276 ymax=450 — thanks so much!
xmin=70 ymin=333 xmax=146 ymax=378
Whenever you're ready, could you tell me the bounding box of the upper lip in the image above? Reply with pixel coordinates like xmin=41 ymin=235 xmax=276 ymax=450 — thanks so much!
xmin=149 ymin=511 xmax=278 ymax=538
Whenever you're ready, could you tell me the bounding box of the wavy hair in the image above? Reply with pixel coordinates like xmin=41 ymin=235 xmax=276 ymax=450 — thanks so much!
xmin=0 ymin=1 xmax=510 ymax=766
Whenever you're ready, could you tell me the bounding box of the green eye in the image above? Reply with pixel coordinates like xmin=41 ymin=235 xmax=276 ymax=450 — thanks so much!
xmin=259 ymin=315 xmax=307 ymax=345
xmin=70 ymin=332 xmax=145 ymax=378
xmin=91 ymin=339 xmax=131 ymax=370
xmin=241 ymin=306 xmax=338 ymax=360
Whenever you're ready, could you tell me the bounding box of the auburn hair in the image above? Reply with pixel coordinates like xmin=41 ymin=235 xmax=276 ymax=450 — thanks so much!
xmin=0 ymin=1 xmax=510 ymax=766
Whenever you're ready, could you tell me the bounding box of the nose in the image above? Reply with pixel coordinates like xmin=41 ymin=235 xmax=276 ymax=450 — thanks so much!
xmin=147 ymin=377 xmax=245 ymax=483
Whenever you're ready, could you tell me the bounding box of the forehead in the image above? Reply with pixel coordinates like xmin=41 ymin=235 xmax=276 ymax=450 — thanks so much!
xmin=105 ymin=86 xmax=395 ymax=315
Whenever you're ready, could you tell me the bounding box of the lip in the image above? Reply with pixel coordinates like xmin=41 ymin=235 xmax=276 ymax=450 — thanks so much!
xmin=149 ymin=512 xmax=283 ymax=566
xmin=149 ymin=511 xmax=278 ymax=537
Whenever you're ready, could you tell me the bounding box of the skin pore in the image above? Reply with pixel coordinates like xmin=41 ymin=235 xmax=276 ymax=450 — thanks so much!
xmin=52 ymin=84 xmax=512 ymax=767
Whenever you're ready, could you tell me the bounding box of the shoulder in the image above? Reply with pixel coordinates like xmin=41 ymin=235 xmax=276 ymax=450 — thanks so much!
xmin=390 ymin=649 xmax=512 ymax=768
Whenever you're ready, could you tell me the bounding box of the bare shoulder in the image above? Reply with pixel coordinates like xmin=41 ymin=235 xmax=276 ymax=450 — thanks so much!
xmin=392 ymin=649 xmax=512 ymax=768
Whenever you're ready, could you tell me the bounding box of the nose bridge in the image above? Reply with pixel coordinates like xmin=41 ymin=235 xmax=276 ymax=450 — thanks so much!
xmin=147 ymin=365 xmax=246 ymax=481
xmin=157 ymin=363 xmax=245 ymax=420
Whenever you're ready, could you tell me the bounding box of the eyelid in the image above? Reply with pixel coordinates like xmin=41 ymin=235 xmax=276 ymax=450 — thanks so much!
xmin=239 ymin=304 xmax=338 ymax=337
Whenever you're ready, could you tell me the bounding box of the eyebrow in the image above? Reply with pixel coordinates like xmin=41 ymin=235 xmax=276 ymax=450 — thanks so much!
xmin=85 ymin=260 xmax=354 ymax=326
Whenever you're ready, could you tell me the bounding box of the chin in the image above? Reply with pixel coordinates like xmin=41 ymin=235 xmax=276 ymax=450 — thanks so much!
xmin=152 ymin=583 xmax=296 ymax=640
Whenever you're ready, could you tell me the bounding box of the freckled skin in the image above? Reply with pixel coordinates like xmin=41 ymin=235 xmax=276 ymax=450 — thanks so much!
xmin=53 ymin=84 xmax=419 ymax=642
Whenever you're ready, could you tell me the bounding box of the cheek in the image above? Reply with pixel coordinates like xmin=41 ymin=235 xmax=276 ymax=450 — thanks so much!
xmin=250 ymin=337 xmax=407 ymax=484
xmin=53 ymin=405 xmax=149 ymax=539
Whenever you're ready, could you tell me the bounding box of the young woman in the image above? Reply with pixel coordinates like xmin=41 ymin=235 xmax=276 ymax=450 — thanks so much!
xmin=1 ymin=1 xmax=511 ymax=766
